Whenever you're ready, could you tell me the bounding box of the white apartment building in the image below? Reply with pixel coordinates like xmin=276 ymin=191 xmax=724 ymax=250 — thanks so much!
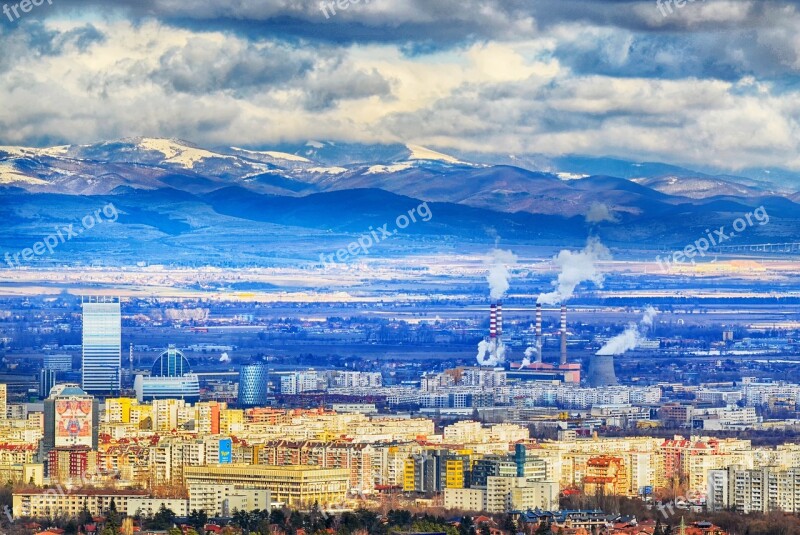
xmin=188 ymin=484 xmax=270 ymax=516
xmin=708 ymin=466 xmax=800 ymax=514
xmin=445 ymin=478 xmax=558 ymax=513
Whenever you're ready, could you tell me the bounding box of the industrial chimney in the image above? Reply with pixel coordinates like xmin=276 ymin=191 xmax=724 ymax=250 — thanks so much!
xmin=496 ymin=302 xmax=503 ymax=337
xmin=489 ymin=304 xmax=497 ymax=339
xmin=560 ymin=304 xmax=567 ymax=365
xmin=535 ymin=303 xmax=543 ymax=363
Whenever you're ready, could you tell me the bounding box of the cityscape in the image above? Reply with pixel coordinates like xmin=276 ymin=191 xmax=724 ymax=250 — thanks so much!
xmin=3 ymin=2 xmax=800 ymax=535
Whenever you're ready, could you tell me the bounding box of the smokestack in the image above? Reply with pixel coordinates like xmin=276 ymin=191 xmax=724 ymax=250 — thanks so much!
xmin=560 ymin=304 xmax=567 ymax=365
xmin=490 ymin=304 xmax=497 ymax=339
xmin=496 ymin=302 xmax=503 ymax=337
xmin=535 ymin=303 xmax=543 ymax=363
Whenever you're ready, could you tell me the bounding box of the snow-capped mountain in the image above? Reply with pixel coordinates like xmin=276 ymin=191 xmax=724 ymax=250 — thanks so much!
xmin=0 ymin=137 xmax=795 ymax=217
xmin=2 ymin=137 xmax=799 ymax=266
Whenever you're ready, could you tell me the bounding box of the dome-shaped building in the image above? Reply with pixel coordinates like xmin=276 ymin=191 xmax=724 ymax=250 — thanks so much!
xmin=152 ymin=344 xmax=191 ymax=377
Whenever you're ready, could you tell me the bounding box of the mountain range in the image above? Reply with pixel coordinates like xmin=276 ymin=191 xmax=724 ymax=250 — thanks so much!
xmin=1 ymin=137 xmax=798 ymax=265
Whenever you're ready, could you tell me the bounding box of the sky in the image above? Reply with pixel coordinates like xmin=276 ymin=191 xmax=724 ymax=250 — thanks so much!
xmin=1 ymin=0 xmax=799 ymax=170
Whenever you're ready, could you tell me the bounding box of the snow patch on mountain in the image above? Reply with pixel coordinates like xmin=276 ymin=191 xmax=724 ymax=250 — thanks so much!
xmin=306 ymin=166 xmax=348 ymax=174
xmin=231 ymin=147 xmax=312 ymax=163
xmin=557 ymin=172 xmax=590 ymax=180
xmin=137 ymin=138 xmax=230 ymax=169
xmin=0 ymin=145 xmax=71 ymax=158
xmin=366 ymin=163 xmax=414 ymax=175
xmin=406 ymin=144 xmax=462 ymax=164
xmin=0 ymin=162 xmax=48 ymax=185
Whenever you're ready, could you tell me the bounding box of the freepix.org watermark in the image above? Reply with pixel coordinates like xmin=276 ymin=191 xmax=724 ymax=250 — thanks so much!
xmin=655 ymin=206 xmax=769 ymax=274
xmin=319 ymin=201 xmax=433 ymax=268
xmin=319 ymin=0 xmax=370 ymax=19
xmin=3 ymin=0 xmax=53 ymax=23
xmin=656 ymin=0 xmax=705 ymax=17
xmin=4 ymin=202 xmax=120 ymax=268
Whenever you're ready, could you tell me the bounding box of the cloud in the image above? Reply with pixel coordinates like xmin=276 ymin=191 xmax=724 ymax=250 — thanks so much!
xmin=3 ymin=2 xmax=800 ymax=171
xmin=586 ymin=202 xmax=619 ymax=223
xmin=538 ymin=237 xmax=611 ymax=305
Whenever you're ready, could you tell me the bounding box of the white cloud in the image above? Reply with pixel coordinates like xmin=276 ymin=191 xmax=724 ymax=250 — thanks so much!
xmin=3 ymin=4 xmax=800 ymax=171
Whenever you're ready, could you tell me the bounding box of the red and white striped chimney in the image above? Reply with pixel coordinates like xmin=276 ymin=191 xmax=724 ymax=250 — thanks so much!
xmin=489 ymin=304 xmax=497 ymax=339
xmin=535 ymin=303 xmax=543 ymax=363
xmin=560 ymin=303 xmax=567 ymax=365
xmin=496 ymin=302 xmax=503 ymax=337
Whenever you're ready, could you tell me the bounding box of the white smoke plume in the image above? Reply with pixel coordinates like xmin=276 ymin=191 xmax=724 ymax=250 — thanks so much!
xmin=219 ymin=352 xmax=231 ymax=363
xmin=585 ymin=202 xmax=618 ymax=224
xmin=641 ymin=306 xmax=657 ymax=327
xmin=538 ymin=237 xmax=611 ymax=305
xmin=476 ymin=338 xmax=506 ymax=366
xmin=596 ymin=307 xmax=659 ymax=356
xmin=486 ymin=248 xmax=517 ymax=301
xmin=520 ymin=346 xmax=538 ymax=367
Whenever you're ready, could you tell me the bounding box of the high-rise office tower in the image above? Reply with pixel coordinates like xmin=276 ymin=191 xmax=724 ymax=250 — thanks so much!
xmin=39 ymin=369 xmax=56 ymax=399
xmin=81 ymin=296 xmax=121 ymax=395
xmin=237 ymin=364 xmax=269 ymax=408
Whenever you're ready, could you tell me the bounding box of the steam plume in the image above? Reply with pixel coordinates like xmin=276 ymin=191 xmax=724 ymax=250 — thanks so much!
xmin=477 ymin=338 xmax=506 ymax=366
xmin=520 ymin=346 xmax=537 ymax=367
xmin=596 ymin=307 xmax=658 ymax=356
xmin=486 ymin=249 xmax=517 ymax=301
xmin=585 ymin=202 xmax=618 ymax=224
xmin=538 ymin=237 xmax=611 ymax=305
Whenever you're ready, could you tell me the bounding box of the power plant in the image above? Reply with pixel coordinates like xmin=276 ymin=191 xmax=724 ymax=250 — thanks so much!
xmin=508 ymin=304 xmax=580 ymax=384
xmin=587 ymin=354 xmax=618 ymax=387
xmin=480 ymin=301 xmax=505 ymax=365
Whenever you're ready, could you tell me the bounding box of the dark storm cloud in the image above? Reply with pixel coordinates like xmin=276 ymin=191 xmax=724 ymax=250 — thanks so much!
xmin=152 ymin=39 xmax=318 ymax=94
xmin=32 ymin=0 xmax=800 ymax=83
xmin=41 ymin=0 xmax=539 ymax=45
xmin=3 ymin=0 xmax=800 ymax=170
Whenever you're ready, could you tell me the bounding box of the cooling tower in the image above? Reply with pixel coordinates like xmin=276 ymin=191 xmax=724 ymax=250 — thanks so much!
xmin=560 ymin=304 xmax=567 ymax=365
xmin=588 ymin=354 xmax=618 ymax=387
xmin=535 ymin=303 xmax=543 ymax=363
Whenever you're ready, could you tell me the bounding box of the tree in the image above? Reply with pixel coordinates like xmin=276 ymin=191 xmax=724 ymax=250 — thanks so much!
xmin=120 ymin=518 xmax=135 ymax=535
xmin=268 ymin=509 xmax=286 ymax=527
xmin=79 ymin=501 xmax=93 ymax=527
xmin=458 ymin=516 xmax=474 ymax=535
xmin=188 ymin=509 xmax=208 ymax=534
xmin=147 ymin=504 xmax=176 ymax=530
xmin=501 ymin=515 xmax=516 ymax=534
xmin=232 ymin=509 xmax=254 ymax=534
xmin=105 ymin=498 xmax=121 ymax=535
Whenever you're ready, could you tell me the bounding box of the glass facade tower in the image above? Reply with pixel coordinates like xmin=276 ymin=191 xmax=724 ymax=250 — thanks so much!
xmin=81 ymin=296 xmax=121 ymax=394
